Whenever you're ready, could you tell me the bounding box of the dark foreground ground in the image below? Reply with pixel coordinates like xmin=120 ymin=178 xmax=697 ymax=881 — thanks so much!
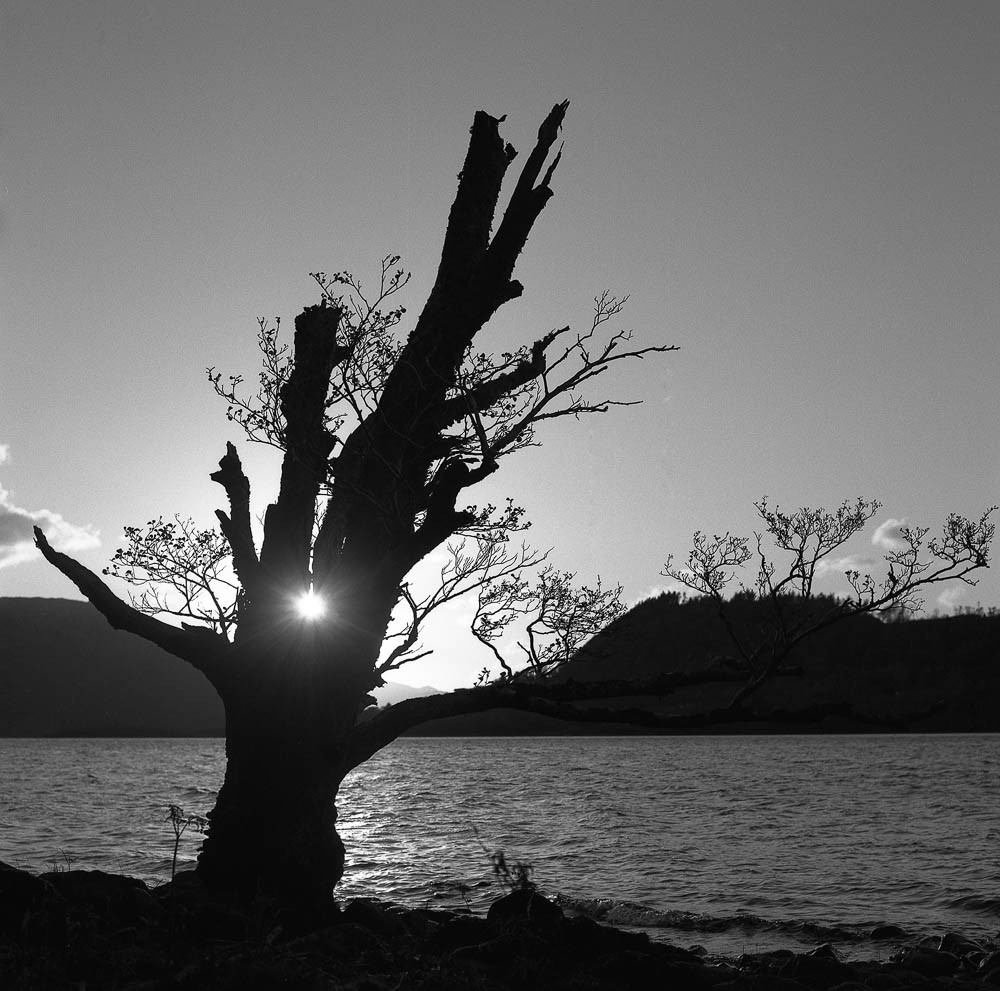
xmin=2 ymin=863 xmax=999 ymax=990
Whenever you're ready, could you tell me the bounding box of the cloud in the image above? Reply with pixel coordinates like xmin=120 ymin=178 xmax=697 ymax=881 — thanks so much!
xmin=632 ymin=580 xmax=695 ymax=605
xmin=0 ymin=480 xmax=100 ymax=569
xmin=814 ymin=553 xmax=877 ymax=579
xmin=872 ymin=518 xmax=908 ymax=551
xmin=936 ymin=586 xmax=966 ymax=613
xmin=0 ymin=443 xmax=9 ymax=465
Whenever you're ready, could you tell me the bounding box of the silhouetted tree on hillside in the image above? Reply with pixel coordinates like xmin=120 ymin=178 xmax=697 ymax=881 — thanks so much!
xmin=35 ymin=103 xmax=689 ymax=901
xmin=663 ymin=497 xmax=995 ymax=706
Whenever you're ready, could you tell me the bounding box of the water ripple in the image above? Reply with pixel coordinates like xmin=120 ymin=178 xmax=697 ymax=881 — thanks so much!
xmin=3 ymin=734 xmax=999 ymax=957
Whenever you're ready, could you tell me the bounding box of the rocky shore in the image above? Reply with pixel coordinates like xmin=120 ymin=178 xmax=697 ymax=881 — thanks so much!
xmin=2 ymin=861 xmax=999 ymax=990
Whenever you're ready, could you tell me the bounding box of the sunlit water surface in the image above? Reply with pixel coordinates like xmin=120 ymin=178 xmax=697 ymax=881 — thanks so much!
xmin=2 ymin=735 xmax=998 ymax=958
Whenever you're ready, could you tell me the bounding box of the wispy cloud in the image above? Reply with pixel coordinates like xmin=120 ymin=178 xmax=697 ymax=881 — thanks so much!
xmin=814 ymin=554 xmax=877 ymax=579
xmin=632 ymin=580 xmax=693 ymax=605
xmin=0 ymin=451 xmax=100 ymax=568
xmin=936 ymin=586 xmax=966 ymax=613
xmin=872 ymin=518 xmax=908 ymax=551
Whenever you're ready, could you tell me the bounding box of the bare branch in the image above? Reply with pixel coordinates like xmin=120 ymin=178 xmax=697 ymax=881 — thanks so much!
xmin=662 ymin=498 xmax=995 ymax=708
xmin=377 ymin=537 xmax=547 ymax=678
xmin=103 ymin=516 xmax=239 ymax=636
xmin=472 ymin=565 xmax=625 ymax=682
xmin=33 ymin=526 xmax=227 ymax=682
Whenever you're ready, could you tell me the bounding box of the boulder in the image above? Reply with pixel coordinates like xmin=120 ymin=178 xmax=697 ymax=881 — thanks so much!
xmin=594 ymin=948 xmax=713 ymax=989
xmin=777 ymin=952 xmax=860 ymax=989
xmin=42 ymin=869 xmax=158 ymax=919
xmin=561 ymin=914 xmax=651 ymax=956
xmin=0 ymin=861 xmax=52 ymax=932
xmin=341 ymin=898 xmax=407 ymax=937
xmin=430 ymin=913 xmax=492 ymax=952
xmin=980 ymin=949 xmax=1000 ymax=973
xmin=487 ymin=889 xmax=565 ymax=932
xmin=891 ymin=944 xmax=962 ymax=978
xmin=869 ymin=923 xmax=910 ymax=941
xmin=979 ymin=949 xmax=1000 ymax=985
xmin=808 ymin=942 xmax=842 ymax=960
xmin=941 ymin=931 xmax=986 ymax=957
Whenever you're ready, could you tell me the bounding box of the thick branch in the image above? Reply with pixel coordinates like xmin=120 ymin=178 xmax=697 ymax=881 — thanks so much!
xmin=258 ymin=305 xmax=345 ymax=587
xmin=432 ymin=328 xmax=561 ymax=434
xmin=346 ymin=686 xmax=916 ymax=770
xmin=314 ymin=107 xmax=576 ymax=588
xmin=481 ymin=101 xmax=569 ymax=298
xmin=385 ymin=103 xmax=569 ymax=404
xmin=210 ymin=442 xmax=260 ymax=597
xmin=433 ymin=110 xmax=518 ymax=293
xmin=33 ymin=527 xmax=227 ymax=684
xmin=346 ymin=666 xmax=761 ymax=767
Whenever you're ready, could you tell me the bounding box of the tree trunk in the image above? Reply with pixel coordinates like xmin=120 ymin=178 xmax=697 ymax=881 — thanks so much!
xmin=197 ymin=713 xmax=348 ymax=901
xmin=195 ymin=637 xmax=360 ymax=902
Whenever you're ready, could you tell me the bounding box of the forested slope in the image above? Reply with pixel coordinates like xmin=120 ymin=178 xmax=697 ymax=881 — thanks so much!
xmin=3 ymin=595 xmax=998 ymax=736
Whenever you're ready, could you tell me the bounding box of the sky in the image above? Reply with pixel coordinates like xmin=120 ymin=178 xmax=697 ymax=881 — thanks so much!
xmin=2 ymin=0 xmax=998 ymax=690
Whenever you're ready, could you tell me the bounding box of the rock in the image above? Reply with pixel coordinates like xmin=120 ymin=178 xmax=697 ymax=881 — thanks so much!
xmin=561 ymin=913 xmax=651 ymax=957
xmin=941 ymin=931 xmax=986 ymax=957
xmin=778 ymin=952 xmax=860 ymax=989
xmin=891 ymin=944 xmax=962 ymax=978
xmin=487 ymin=889 xmax=565 ymax=931
xmin=736 ymin=948 xmax=796 ymax=969
xmin=430 ymin=913 xmax=492 ymax=951
xmin=43 ymin=868 xmax=159 ymax=920
xmin=808 ymin=942 xmax=842 ymax=960
xmin=451 ymin=931 xmax=548 ymax=964
xmin=8 ymin=863 xmax=1000 ymax=991
xmin=594 ymin=949 xmax=713 ymax=989
xmin=0 ymin=861 xmax=51 ymax=932
xmin=979 ymin=949 xmax=1000 ymax=986
xmin=869 ymin=923 xmax=910 ymax=941
xmin=342 ymin=898 xmax=407 ymax=937
xmin=718 ymin=975 xmax=813 ymax=990
xmin=396 ymin=906 xmax=442 ymax=938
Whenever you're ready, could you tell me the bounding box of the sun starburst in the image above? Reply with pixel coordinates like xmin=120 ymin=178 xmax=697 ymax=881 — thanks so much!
xmin=294 ymin=589 xmax=326 ymax=621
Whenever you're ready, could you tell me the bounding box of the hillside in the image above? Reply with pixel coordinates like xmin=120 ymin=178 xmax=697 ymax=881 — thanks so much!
xmin=572 ymin=592 xmax=1000 ymax=730
xmin=3 ymin=595 xmax=999 ymax=736
xmin=409 ymin=593 xmax=1000 ymax=734
xmin=0 ymin=599 xmax=436 ymax=737
xmin=0 ymin=598 xmax=225 ymax=736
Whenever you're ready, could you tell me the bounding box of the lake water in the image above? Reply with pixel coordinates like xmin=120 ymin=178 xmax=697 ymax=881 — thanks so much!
xmin=2 ymin=735 xmax=998 ymax=958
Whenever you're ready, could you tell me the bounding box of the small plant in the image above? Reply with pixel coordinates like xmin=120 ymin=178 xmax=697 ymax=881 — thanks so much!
xmin=473 ymin=827 xmax=536 ymax=893
xmin=46 ymin=849 xmax=76 ymax=873
xmin=166 ymin=804 xmax=208 ymax=881
xmin=489 ymin=849 xmax=536 ymax=892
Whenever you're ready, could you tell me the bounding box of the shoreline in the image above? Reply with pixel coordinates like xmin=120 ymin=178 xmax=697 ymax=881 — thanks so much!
xmin=6 ymin=729 xmax=1000 ymax=739
xmin=3 ymin=863 xmax=999 ymax=990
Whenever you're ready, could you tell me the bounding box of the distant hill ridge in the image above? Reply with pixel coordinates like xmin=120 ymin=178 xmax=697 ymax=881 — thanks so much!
xmin=0 ymin=598 xmax=437 ymax=737
xmin=2 ymin=595 xmax=998 ymax=736
xmin=409 ymin=592 xmax=1000 ymax=734
xmin=559 ymin=591 xmax=1000 ymax=730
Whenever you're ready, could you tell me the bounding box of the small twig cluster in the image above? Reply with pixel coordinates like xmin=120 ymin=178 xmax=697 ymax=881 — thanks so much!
xmin=166 ymin=804 xmax=208 ymax=882
xmin=488 ymin=849 xmax=537 ymax=893
xmin=662 ymin=497 xmax=995 ymax=707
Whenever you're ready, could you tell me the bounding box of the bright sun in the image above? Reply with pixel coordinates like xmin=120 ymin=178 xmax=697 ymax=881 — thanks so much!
xmin=295 ymin=589 xmax=327 ymax=621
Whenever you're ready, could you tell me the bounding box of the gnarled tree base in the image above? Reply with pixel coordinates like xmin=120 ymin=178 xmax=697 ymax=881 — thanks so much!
xmin=196 ymin=729 xmax=346 ymax=903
